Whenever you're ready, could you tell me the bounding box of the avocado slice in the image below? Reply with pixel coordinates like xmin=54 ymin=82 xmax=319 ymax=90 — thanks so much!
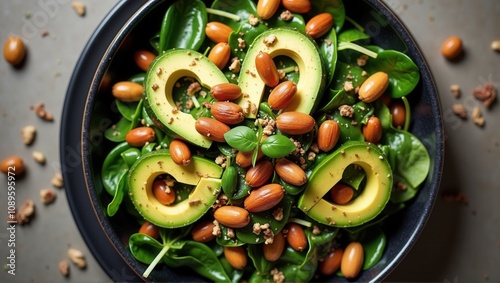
xmin=237 ymin=28 xmax=326 ymax=118
xmin=298 ymin=142 xmax=392 ymax=227
xmin=145 ymin=49 xmax=228 ymax=148
xmin=128 ymin=150 xmax=223 ymax=228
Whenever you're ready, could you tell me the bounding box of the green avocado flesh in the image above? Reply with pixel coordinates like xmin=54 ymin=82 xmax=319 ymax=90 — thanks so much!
xmin=128 ymin=150 xmax=223 ymax=228
xmin=298 ymin=142 xmax=393 ymax=227
xmin=145 ymin=49 xmax=228 ymax=148
xmin=237 ymin=28 xmax=326 ymax=118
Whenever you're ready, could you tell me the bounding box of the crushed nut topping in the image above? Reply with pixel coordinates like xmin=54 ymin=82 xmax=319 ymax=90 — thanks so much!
xmin=280 ymin=10 xmax=293 ymax=21
xmin=339 ymin=105 xmax=354 ymax=118
xmin=343 ymin=81 xmax=354 ymax=92
xmin=357 ymin=54 xmax=369 ymax=66
xmin=229 ymin=57 xmax=241 ymax=73
xmin=263 ymin=34 xmax=277 ymax=47
xmin=248 ymin=14 xmax=260 ymax=26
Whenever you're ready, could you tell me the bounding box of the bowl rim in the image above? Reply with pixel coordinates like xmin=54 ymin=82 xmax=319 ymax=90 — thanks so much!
xmin=60 ymin=0 xmax=444 ymax=282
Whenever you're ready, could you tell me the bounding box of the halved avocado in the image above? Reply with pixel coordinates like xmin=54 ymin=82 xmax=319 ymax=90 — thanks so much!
xmin=237 ymin=28 xmax=326 ymax=118
xmin=128 ymin=150 xmax=223 ymax=228
xmin=145 ymin=49 xmax=228 ymax=148
xmin=298 ymin=142 xmax=392 ymax=227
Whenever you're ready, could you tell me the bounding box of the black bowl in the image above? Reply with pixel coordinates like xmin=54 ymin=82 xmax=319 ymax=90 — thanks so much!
xmin=60 ymin=0 xmax=444 ymax=282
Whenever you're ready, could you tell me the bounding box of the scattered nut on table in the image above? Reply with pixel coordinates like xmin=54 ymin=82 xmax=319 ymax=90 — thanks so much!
xmin=471 ymin=107 xmax=485 ymax=127
xmin=71 ymin=1 xmax=86 ymax=17
xmin=40 ymin=188 xmax=57 ymax=204
xmin=472 ymin=83 xmax=496 ymax=108
xmin=450 ymin=84 xmax=461 ymax=98
xmin=452 ymin=103 xmax=467 ymax=119
xmin=31 ymin=102 xmax=54 ymax=121
xmin=21 ymin=125 xmax=37 ymax=145
xmin=32 ymin=151 xmax=46 ymax=164
xmin=68 ymin=248 xmax=87 ymax=269
xmin=58 ymin=260 xmax=70 ymax=277
xmin=51 ymin=171 xmax=64 ymax=188
xmin=17 ymin=199 xmax=35 ymax=225
xmin=491 ymin=40 xmax=500 ymax=52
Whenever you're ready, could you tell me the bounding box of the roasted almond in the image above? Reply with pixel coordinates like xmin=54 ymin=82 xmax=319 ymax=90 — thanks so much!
xmin=275 ymin=158 xmax=307 ymax=186
xmin=0 ymin=156 xmax=25 ymax=175
xmin=195 ymin=117 xmax=230 ymax=143
xmin=152 ymin=178 xmax=175 ymax=205
xmin=341 ymin=242 xmax=364 ymax=279
xmin=319 ymin=248 xmax=344 ymax=275
xmin=276 ymin=111 xmax=315 ymax=135
xmin=210 ymin=101 xmax=245 ymax=125
xmin=208 ymin=42 xmax=231 ymax=70
xmin=3 ymin=35 xmax=26 ymax=66
xmin=134 ymin=50 xmax=156 ymax=72
xmin=286 ymin=223 xmax=308 ymax=251
xmin=281 ymin=0 xmax=311 ymax=13
xmin=224 ymin=246 xmax=247 ymax=270
xmin=191 ymin=219 xmax=216 ymax=243
xmin=257 ymin=0 xmax=280 ymax=20
xmin=363 ymin=116 xmax=382 ymax=144
xmin=305 ymin=13 xmax=334 ymax=39
xmin=267 ymin=81 xmax=297 ymax=110
xmin=329 ymin=183 xmax=355 ymax=205
xmin=317 ymin=120 xmax=340 ymax=152
xmin=138 ymin=221 xmax=160 ymax=239
xmin=244 ymin=183 xmax=284 ymax=213
xmin=235 ymin=149 xmax=264 ymax=168
xmin=358 ymin=72 xmax=389 ymax=103
xmin=206 ymin=22 xmax=233 ymax=43
xmin=214 ymin=206 xmax=250 ymax=228
xmin=245 ymin=160 xmax=274 ymax=187
xmin=263 ymin=231 xmax=285 ymax=262
xmin=255 ymin=51 xmax=280 ymax=87
xmin=112 ymin=81 xmax=144 ymax=102
xmin=389 ymin=100 xmax=406 ymax=128
xmin=169 ymin=139 xmax=192 ymax=166
xmin=211 ymin=83 xmax=242 ymax=101
xmin=125 ymin=127 xmax=155 ymax=147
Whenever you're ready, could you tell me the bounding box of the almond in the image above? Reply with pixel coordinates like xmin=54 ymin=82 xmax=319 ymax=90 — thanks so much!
xmin=276 ymin=111 xmax=315 ymax=135
xmin=362 ymin=116 xmax=382 ymax=144
xmin=286 ymin=223 xmax=308 ymax=251
xmin=245 ymin=160 xmax=274 ymax=187
xmin=205 ymin=22 xmax=233 ymax=43
xmin=244 ymin=183 xmax=284 ymax=213
xmin=255 ymin=51 xmax=280 ymax=87
xmin=317 ymin=120 xmax=340 ymax=152
xmin=263 ymin=231 xmax=285 ymax=262
xmin=224 ymin=246 xmax=247 ymax=270
xmin=274 ymin=158 xmax=307 ymax=186
xmin=214 ymin=206 xmax=250 ymax=228
xmin=195 ymin=117 xmax=230 ymax=143
xmin=211 ymin=83 xmax=242 ymax=101
xmin=341 ymin=242 xmax=364 ymax=279
xmin=358 ymin=72 xmax=389 ymax=103
xmin=112 ymin=81 xmax=144 ymax=102
xmin=210 ymin=101 xmax=245 ymax=125
xmin=208 ymin=42 xmax=231 ymax=70
xmin=268 ymin=81 xmax=297 ymax=110
xmin=169 ymin=139 xmax=192 ymax=166
xmin=152 ymin=178 xmax=175 ymax=205
xmin=125 ymin=127 xmax=155 ymax=147
xmin=329 ymin=183 xmax=354 ymax=205
xmin=257 ymin=0 xmax=280 ymax=20
xmin=0 ymin=156 xmax=25 ymax=175
xmin=3 ymin=35 xmax=26 ymax=66
xmin=134 ymin=50 xmax=156 ymax=72
xmin=319 ymin=248 xmax=344 ymax=275
xmin=305 ymin=13 xmax=334 ymax=39
xmin=281 ymin=0 xmax=311 ymax=13
xmin=138 ymin=221 xmax=160 ymax=239
xmin=191 ymin=219 xmax=216 ymax=242
xmin=236 ymin=149 xmax=264 ymax=168
xmin=389 ymin=100 xmax=406 ymax=128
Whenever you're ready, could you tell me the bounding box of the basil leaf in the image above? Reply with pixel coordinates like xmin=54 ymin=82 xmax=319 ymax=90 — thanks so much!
xmin=224 ymin=126 xmax=258 ymax=152
xmin=260 ymin=135 xmax=296 ymax=158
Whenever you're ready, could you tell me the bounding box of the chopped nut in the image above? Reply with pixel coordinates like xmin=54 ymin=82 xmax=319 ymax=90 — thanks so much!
xmin=248 ymin=14 xmax=259 ymax=26
xmin=452 ymin=104 xmax=467 ymax=119
xmin=491 ymin=40 xmax=500 ymax=52
xmin=339 ymin=105 xmax=354 ymax=118
xmin=32 ymin=102 xmax=54 ymax=121
xmin=263 ymin=34 xmax=277 ymax=47
xmin=17 ymin=199 xmax=35 ymax=224
xmin=58 ymin=260 xmax=70 ymax=277
xmin=228 ymin=57 xmax=241 ymax=73
xmin=71 ymin=1 xmax=86 ymax=17
xmin=40 ymin=188 xmax=57 ymax=204
xmin=33 ymin=151 xmax=46 ymax=164
xmin=270 ymin=268 xmax=285 ymax=283
xmin=68 ymin=248 xmax=86 ymax=269
xmin=21 ymin=125 xmax=36 ymax=145
xmin=280 ymin=10 xmax=293 ymax=21
xmin=356 ymin=54 xmax=369 ymax=67
xmin=343 ymin=81 xmax=354 ymax=92
xmin=472 ymin=83 xmax=496 ymax=108
xmin=187 ymin=82 xmax=201 ymax=96
xmin=471 ymin=107 xmax=485 ymax=127
xmin=450 ymin=84 xmax=461 ymax=98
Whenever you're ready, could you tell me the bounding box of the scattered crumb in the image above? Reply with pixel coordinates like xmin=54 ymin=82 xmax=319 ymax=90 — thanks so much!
xmin=51 ymin=171 xmax=64 ymax=188
xmin=17 ymin=199 xmax=35 ymax=224
xmin=40 ymin=30 xmax=49 ymax=37
xmin=40 ymin=188 xmax=57 ymax=204
xmin=452 ymin=103 xmax=467 ymax=119
xmin=32 ymin=151 xmax=46 ymax=165
xmin=339 ymin=105 xmax=354 ymax=118
xmin=263 ymin=34 xmax=277 ymax=47
xmin=58 ymin=260 xmax=70 ymax=277
xmin=442 ymin=191 xmax=468 ymax=205
xmin=21 ymin=125 xmax=36 ymax=145
xmin=71 ymin=1 xmax=86 ymax=17
xmin=248 ymin=14 xmax=259 ymax=26
xmin=491 ymin=40 xmax=500 ymax=52
xmin=450 ymin=84 xmax=461 ymax=98
xmin=280 ymin=10 xmax=293 ymax=21
xmin=31 ymin=102 xmax=54 ymax=121
xmin=356 ymin=54 xmax=369 ymax=67
xmin=472 ymin=83 xmax=496 ymax=108
xmin=67 ymin=248 xmax=86 ymax=269
xmin=343 ymin=81 xmax=354 ymax=92
xmin=471 ymin=107 xmax=485 ymax=127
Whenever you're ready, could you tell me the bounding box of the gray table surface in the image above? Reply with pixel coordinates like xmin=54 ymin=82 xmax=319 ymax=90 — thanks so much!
xmin=0 ymin=1 xmax=499 ymax=282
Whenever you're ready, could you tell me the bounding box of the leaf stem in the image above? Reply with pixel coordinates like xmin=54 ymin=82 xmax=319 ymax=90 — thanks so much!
xmin=338 ymin=42 xmax=378 ymax=58
xmin=191 ymin=95 xmax=201 ymax=109
xmin=206 ymin=8 xmax=241 ymax=22
xmin=143 ymin=245 xmax=169 ymax=278
xmin=288 ymin=218 xmax=312 ymax=228
xmin=345 ymin=16 xmax=365 ymax=32
xmin=402 ymin=96 xmax=411 ymax=131
xmin=280 ymin=66 xmax=298 ymax=74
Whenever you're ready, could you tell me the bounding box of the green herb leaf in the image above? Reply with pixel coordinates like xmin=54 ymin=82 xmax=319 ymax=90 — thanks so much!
xmin=224 ymin=126 xmax=258 ymax=152
xmin=260 ymin=135 xmax=296 ymax=158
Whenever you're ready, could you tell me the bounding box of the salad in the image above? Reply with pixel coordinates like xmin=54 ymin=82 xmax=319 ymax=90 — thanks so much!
xmin=100 ymin=0 xmax=430 ymax=281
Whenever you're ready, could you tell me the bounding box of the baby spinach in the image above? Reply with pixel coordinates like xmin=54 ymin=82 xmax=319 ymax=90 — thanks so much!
xmin=104 ymin=117 xmax=131 ymax=142
xmin=116 ymin=100 xmax=139 ymax=121
xmin=338 ymin=29 xmax=370 ymax=44
xmin=319 ymin=89 xmax=355 ymax=113
xmin=210 ymin=0 xmax=255 ymax=30
xmin=101 ymin=142 xmax=131 ymax=196
xmin=319 ymin=28 xmax=338 ymax=86
xmin=248 ymin=244 xmax=273 ymax=275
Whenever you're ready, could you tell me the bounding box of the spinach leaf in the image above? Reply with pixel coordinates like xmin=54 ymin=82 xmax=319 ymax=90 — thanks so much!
xmin=265 ymin=12 xmax=306 ymax=31
xmin=361 ymin=227 xmax=386 ymax=270
xmin=329 ymin=61 xmax=367 ymax=90
xmin=319 ymin=89 xmax=356 ymax=113
xmin=101 ymin=142 xmax=131 ymax=196
xmin=210 ymin=0 xmax=256 ymax=31
xmin=116 ymin=100 xmax=139 ymax=121
xmin=248 ymin=244 xmax=273 ymax=275
xmin=319 ymin=27 xmax=338 ymax=86
xmin=104 ymin=117 xmax=132 ymax=142
xmin=338 ymin=29 xmax=370 ymax=44
xmin=229 ymin=23 xmax=268 ymax=61
xmin=280 ymin=259 xmax=317 ymax=282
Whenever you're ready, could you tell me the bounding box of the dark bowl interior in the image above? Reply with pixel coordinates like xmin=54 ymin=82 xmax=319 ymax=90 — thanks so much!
xmin=61 ymin=0 xmax=444 ymax=282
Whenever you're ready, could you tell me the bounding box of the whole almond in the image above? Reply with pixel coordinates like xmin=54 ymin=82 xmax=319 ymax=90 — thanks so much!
xmin=224 ymin=246 xmax=247 ymax=270
xmin=153 ymin=179 xmax=175 ymax=205
xmin=257 ymin=0 xmax=280 ymax=20
xmin=169 ymin=139 xmax=192 ymax=166
xmin=134 ymin=50 xmax=156 ymax=72
xmin=138 ymin=221 xmax=160 ymax=239
xmin=211 ymin=83 xmax=242 ymax=101
xmin=275 ymin=158 xmax=307 ymax=186
xmin=125 ymin=127 xmax=155 ymax=147
xmin=245 ymin=160 xmax=274 ymax=187
xmin=329 ymin=183 xmax=355 ymax=205
xmin=210 ymin=101 xmax=245 ymax=125
xmin=195 ymin=117 xmax=230 ymax=143
xmin=263 ymin=231 xmax=285 ymax=262
xmin=191 ymin=219 xmax=216 ymax=242
xmin=276 ymin=111 xmax=315 ymax=135
xmin=206 ymin=22 xmax=233 ymax=43
xmin=112 ymin=81 xmax=144 ymax=102
xmin=341 ymin=242 xmax=364 ymax=279
xmin=286 ymin=223 xmax=308 ymax=251
xmin=268 ymin=81 xmax=297 ymax=110
xmin=244 ymin=183 xmax=284 ymax=213
xmin=363 ymin=116 xmax=382 ymax=144
xmin=236 ymin=149 xmax=264 ymax=168
xmin=317 ymin=120 xmax=340 ymax=152
xmin=319 ymin=248 xmax=344 ymax=275
xmin=282 ymin=0 xmax=311 ymax=13
xmin=255 ymin=51 xmax=280 ymax=87
xmin=1 ymin=156 xmax=25 ymax=175
xmin=208 ymin=42 xmax=231 ymax=70
xmin=305 ymin=13 xmax=334 ymax=39
xmin=3 ymin=35 xmax=26 ymax=66
xmin=358 ymin=72 xmax=389 ymax=103
xmin=214 ymin=206 xmax=250 ymax=228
